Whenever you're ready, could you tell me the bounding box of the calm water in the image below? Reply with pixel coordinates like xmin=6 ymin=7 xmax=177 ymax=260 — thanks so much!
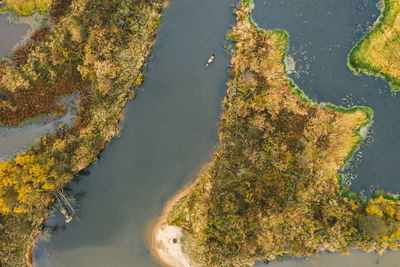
xmin=252 ymin=0 xmax=400 ymax=266
xmin=31 ymin=0 xmax=400 ymax=266
xmin=253 ymin=0 xmax=400 ymax=194
xmin=34 ymin=0 xmax=235 ymax=266
xmin=0 ymin=13 xmax=29 ymax=56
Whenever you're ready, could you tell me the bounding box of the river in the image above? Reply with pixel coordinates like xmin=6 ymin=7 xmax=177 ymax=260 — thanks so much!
xmin=27 ymin=0 xmax=400 ymax=266
xmin=33 ymin=0 xmax=235 ymax=265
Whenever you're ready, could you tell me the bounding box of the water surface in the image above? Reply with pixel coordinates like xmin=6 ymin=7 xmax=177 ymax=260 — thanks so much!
xmin=34 ymin=0 xmax=235 ymax=265
xmin=0 ymin=95 xmax=79 ymax=161
xmin=253 ymin=0 xmax=400 ymax=194
xmin=0 ymin=13 xmax=29 ymax=56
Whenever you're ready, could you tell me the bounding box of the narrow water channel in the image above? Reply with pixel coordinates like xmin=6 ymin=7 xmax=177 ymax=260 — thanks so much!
xmin=0 ymin=13 xmax=29 ymax=56
xmin=33 ymin=0 xmax=235 ymax=265
xmin=33 ymin=0 xmax=400 ymax=266
xmin=0 ymin=13 xmax=67 ymax=161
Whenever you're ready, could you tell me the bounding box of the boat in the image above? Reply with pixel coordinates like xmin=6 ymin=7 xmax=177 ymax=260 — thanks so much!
xmin=206 ymin=54 xmax=215 ymax=68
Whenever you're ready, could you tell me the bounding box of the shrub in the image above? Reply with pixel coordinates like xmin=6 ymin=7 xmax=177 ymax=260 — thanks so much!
xmin=358 ymin=214 xmax=389 ymax=240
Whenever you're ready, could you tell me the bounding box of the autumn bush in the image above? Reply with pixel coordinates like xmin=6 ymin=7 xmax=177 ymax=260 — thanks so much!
xmin=358 ymin=214 xmax=389 ymax=241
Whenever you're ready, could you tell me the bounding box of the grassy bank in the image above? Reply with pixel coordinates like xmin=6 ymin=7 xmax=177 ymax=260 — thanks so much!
xmin=155 ymin=1 xmax=400 ymax=266
xmin=0 ymin=0 xmax=163 ymax=265
xmin=348 ymin=0 xmax=400 ymax=91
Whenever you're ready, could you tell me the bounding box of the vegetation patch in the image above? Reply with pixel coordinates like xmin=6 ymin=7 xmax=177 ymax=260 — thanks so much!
xmin=348 ymin=0 xmax=400 ymax=91
xmin=0 ymin=0 xmax=53 ymax=16
xmin=157 ymin=1 xmax=400 ymax=266
xmin=0 ymin=0 xmax=163 ymax=265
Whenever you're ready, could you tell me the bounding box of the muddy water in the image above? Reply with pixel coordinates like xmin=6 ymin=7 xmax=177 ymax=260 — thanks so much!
xmin=32 ymin=0 xmax=400 ymax=266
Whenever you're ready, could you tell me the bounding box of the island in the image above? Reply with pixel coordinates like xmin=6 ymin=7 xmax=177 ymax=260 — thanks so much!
xmin=348 ymin=0 xmax=400 ymax=91
xmin=152 ymin=1 xmax=400 ymax=266
xmin=0 ymin=0 xmax=163 ymax=265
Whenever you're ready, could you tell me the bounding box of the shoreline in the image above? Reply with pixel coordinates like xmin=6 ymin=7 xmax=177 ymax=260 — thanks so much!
xmin=149 ymin=0 xmax=380 ymax=266
xmin=348 ymin=0 xmax=400 ymax=91
xmin=149 ymin=163 xmax=211 ymax=267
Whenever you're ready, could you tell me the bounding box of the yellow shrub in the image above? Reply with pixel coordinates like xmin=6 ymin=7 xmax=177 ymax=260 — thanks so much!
xmin=0 ymin=152 xmax=59 ymax=213
xmin=385 ymin=205 xmax=395 ymax=217
xmin=366 ymin=204 xmax=383 ymax=217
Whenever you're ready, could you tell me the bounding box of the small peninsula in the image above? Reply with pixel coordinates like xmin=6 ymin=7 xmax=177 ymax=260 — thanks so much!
xmin=348 ymin=0 xmax=400 ymax=91
xmin=152 ymin=1 xmax=400 ymax=266
xmin=0 ymin=0 xmax=163 ymax=265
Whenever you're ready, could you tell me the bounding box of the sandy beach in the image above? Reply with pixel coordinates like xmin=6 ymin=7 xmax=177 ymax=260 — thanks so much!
xmin=150 ymin=180 xmax=197 ymax=267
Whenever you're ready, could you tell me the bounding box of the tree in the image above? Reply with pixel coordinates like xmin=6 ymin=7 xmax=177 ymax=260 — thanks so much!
xmin=0 ymin=152 xmax=59 ymax=213
xmin=358 ymin=214 xmax=389 ymax=240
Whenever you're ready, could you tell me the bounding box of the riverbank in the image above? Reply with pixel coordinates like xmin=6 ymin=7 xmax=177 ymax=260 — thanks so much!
xmin=151 ymin=175 xmax=200 ymax=267
xmin=152 ymin=0 xmax=400 ymax=266
xmin=0 ymin=0 xmax=163 ymax=265
xmin=348 ymin=0 xmax=400 ymax=91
